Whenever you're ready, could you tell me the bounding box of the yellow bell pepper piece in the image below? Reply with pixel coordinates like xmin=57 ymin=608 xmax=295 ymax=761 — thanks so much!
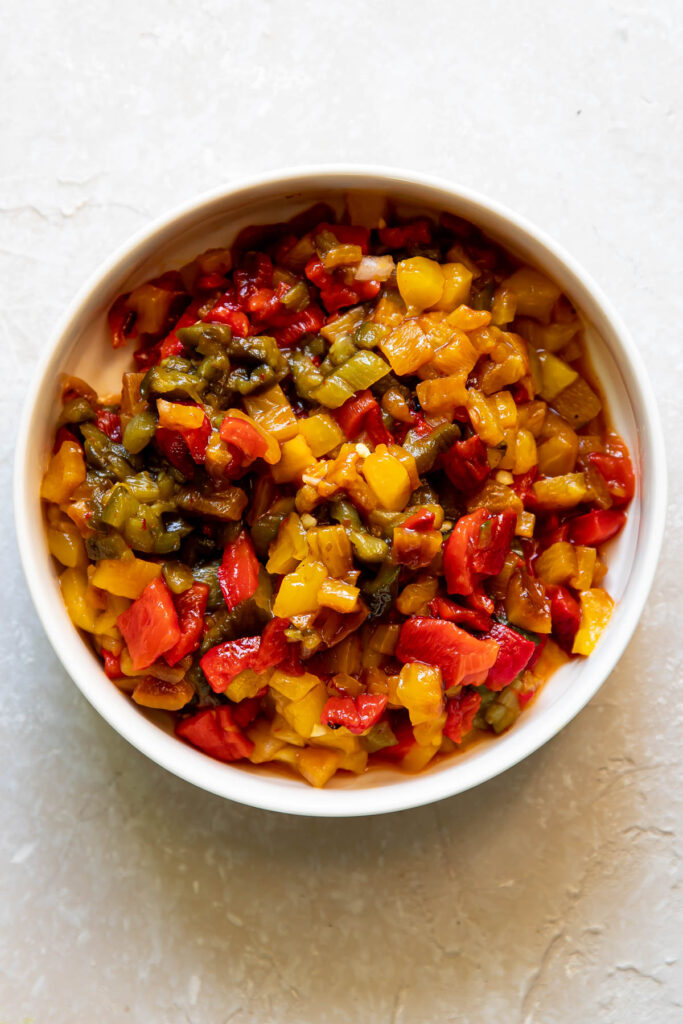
xmin=266 ymin=513 xmax=309 ymax=574
xmin=446 ymin=305 xmax=492 ymax=332
xmin=156 ymin=398 xmax=205 ymax=431
xmin=247 ymin=719 xmax=286 ymax=763
xmin=430 ymin=263 xmax=473 ymax=311
xmin=91 ymin=556 xmax=162 ymax=599
xmin=570 ymin=546 xmax=598 ymax=591
xmin=466 ymin=389 xmax=504 ymax=446
xmin=397 ymin=257 xmax=444 ymax=312
xmin=132 ymin=677 xmax=194 ymax=711
xmin=306 ymin=525 xmax=353 ymax=577
xmin=296 ymin=747 xmax=339 ymax=787
xmin=59 ymin=567 xmax=101 ymax=632
xmin=269 ymin=668 xmax=321 ymax=702
xmin=432 ymin=330 xmax=478 ymax=376
xmin=413 ymin=712 xmax=447 ymax=747
xmin=491 ymin=284 xmax=518 ymax=326
xmin=335 ymin=747 xmax=369 ymax=774
xmin=271 ymin=434 xmax=316 ymax=483
xmin=401 ymin=738 xmax=441 ymax=772
xmin=396 ymin=577 xmax=439 ymax=616
xmin=318 ymin=578 xmax=360 ymax=613
xmin=537 ymin=433 xmax=578 ymax=476
xmin=298 ymin=412 xmax=344 ymax=457
xmin=41 ymin=441 xmax=86 ymax=504
xmin=503 ymin=267 xmax=561 ymax=323
xmin=94 ymin=593 xmax=131 ymax=638
xmin=380 ymin=319 xmax=433 ymax=376
xmin=397 ymin=663 xmax=444 ymax=725
xmin=532 ymin=473 xmax=588 ymax=509
xmin=243 ymin=384 xmax=299 ymax=441
xmin=572 ymin=588 xmax=614 ymax=655
xmin=535 ymin=542 xmax=577 ymax=586
xmin=537 ymin=351 xmax=578 ymax=401
xmin=416 ymin=374 xmax=468 ymax=416
xmin=228 ymin=668 xmax=271 ymax=702
xmin=552 ymin=376 xmax=602 ymax=429
xmin=282 ymin=681 xmax=328 ymax=739
xmin=361 ymin=445 xmax=412 ymax=511
xmin=46 ymin=519 xmax=87 ymax=568
xmin=511 ymin=428 xmax=538 ymax=475
xmin=270 ymin=714 xmax=306 ymax=747
xmin=272 ymin=559 xmax=327 ymax=617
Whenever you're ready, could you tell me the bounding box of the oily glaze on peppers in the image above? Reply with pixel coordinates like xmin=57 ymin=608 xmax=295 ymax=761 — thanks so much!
xmin=41 ymin=200 xmax=634 ymax=787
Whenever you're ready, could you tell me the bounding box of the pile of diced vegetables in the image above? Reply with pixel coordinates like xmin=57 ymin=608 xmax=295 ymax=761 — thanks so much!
xmin=41 ymin=202 xmax=634 ymax=787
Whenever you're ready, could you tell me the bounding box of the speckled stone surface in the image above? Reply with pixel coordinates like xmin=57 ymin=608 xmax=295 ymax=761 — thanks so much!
xmin=2 ymin=2 xmax=682 ymax=1021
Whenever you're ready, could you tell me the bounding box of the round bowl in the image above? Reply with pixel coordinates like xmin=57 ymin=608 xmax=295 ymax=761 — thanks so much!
xmin=14 ymin=166 xmax=667 ymax=816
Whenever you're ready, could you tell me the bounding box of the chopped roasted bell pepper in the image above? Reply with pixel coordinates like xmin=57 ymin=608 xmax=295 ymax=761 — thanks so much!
xmin=546 ymin=584 xmax=580 ymax=653
xmin=484 ymin=622 xmax=536 ymax=690
xmin=568 ymin=509 xmax=627 ymax=546
xmin=164 ymin=582 xmax=210 ymax=666
xmin=587 ymin=437 xmax=634 ymax=508
xmin=217 ymin=531 xmax=260 ymax=612
xmin=396 ymin=616 xmax=498 ymax=689
xmin=442 ymin=435 xmax=489 ymax=494
xmin=428 ymin=596 xmax=492 ymax=632
xmin=117 ymin=577 xmax=181 ymax=671
xmin=335 ymin=389 xmax=391 ymax=446
xmin=444 ymin=689 xmax=482 ymax=743
xmin=176 ymin=706 xmax=254 ymax=761
xmin=321 ymin=693 xmax=388 ymax=734
xmin=200 ymin=617 xmax=291 ymax=693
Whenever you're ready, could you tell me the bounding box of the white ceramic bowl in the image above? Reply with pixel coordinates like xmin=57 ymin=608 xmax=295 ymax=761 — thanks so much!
xmin=14 ymin=166 xmax=667 ymax=817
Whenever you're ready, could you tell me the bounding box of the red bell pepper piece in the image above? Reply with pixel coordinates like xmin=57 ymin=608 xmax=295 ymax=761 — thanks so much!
xmin=230 ymin=696 xmax=263 ymax=729
xmin=402 ymin=508 xmax=436 ymax=532
xmin=428 ymin=596 xmax=492 ymax=632
xmin=444 ymin=509 xmax=516 ymax=596
xmin=304 ymin=256 xmax=332 ymax=289
xmin=252 ymin=617 xmax=291 ymax=672
xmin=320 ymin=282 xmax=361 ymax=313
xmin=353 ymin=280 xmax=382 ymax=302
xmin=273 ymin=305 xmax=325 ymax=347
xmin=443 ymin=509 xmax=488 ymax=595
xmin=466 ymin=582 xmax=495 ymax=615
xmin=217 ymin=531 xmax=260 ymax=612
xmin=154 ymin=427 xmax=197 ymax=478
xmin=200 ymin=636 xmax=261 ymax=693
xmin=471 ymin=509 xmax=517 ymax=576
xmin=219 ymin=417 xmax=269 ymax=463
xmin=484 ymin=622 xmax=536 ymax=690
xmin=444 ymin=689 xmax=482 ymax=744
xmin=102 ymin=649 xmax=122 ymax=679
xmin=588 ymin=437 xmax=635 ymax=508
xmin=396 ymin=616 xmax=499 ymax=689
xmin=321 ymin=694 xmax=388 ymax=735
xmin=335 ymin=389 xmax=391 ymax=446
xmin=117 ymin=577 xmax=181 ymax=671
xmin=164 ymin=582 xmax=210 ymax=666
xmin=159 ymin=298 xmax=203 ymax=359
xmin=568 ymin=509 xmax=627 ymax=547
xmin=442 ymin=435 xmax=489 ymax=494
xmin=200 ymin=617 xmax=291 ymax=693
xmin=175 ymin=706 xmax=254 ymax=762
xmin=95 ymin=409 xmax=122 ymax=442
xmin=379 ymin=219 xmax=432 ymax=248
xmin=547 ymin=584 xmax=581 ymax=654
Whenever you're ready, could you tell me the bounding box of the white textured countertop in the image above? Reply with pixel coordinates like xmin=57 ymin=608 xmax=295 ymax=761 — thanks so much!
xmin=2 ymin=2 xmax=681 ymax=1020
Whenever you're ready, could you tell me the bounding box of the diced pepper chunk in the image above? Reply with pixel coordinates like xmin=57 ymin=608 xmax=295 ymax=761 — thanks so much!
xmin=41 ymin=441 xmax=86 ymax=503
xmin=91 ymin=556 xmax=162 ymax=599
xmin=117 ymin=577 xmax=181 ymax=671
xmin=572 ymin=588 xmax=614 ymax=655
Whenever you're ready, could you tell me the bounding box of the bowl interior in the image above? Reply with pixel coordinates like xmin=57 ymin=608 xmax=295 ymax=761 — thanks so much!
xmin=17 ymin=171 xmax=660 ymax=815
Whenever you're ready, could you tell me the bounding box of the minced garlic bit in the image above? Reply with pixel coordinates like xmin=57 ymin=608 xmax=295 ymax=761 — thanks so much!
xmin=355 ymin=442 xmax=371 ymax=458
xmin=300 ymin=513 xmax=317 ymax=530
xmin=495 ymin=470 xmax=514 ymax=485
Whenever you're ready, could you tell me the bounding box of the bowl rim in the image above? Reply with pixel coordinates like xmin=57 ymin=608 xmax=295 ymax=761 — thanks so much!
xmin=14 ymin=164 xmax=667 ymax=817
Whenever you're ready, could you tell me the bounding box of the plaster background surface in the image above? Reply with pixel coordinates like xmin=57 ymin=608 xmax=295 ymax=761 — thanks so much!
xmin=1 ymin=1 xmax=681 ymax=1021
